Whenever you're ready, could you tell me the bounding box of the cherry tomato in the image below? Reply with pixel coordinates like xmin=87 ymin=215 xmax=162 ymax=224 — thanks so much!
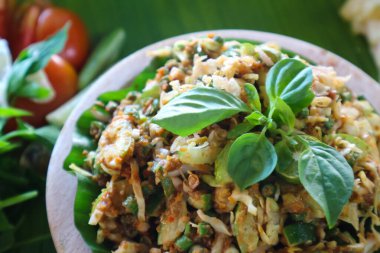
xmin=0 ymin=0 xmax=8 ymax=38
xmin=14 ymin=55 xmax=78 ymax=126
xmin=36 ymin=7 xmax=89 ymax=70
xmin=10 ymin=4 xmax=41 ymax=57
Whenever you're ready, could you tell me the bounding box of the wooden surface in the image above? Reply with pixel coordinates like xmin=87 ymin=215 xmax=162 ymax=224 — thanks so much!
xmin=46 ymin=30 xmax=380 ymax=253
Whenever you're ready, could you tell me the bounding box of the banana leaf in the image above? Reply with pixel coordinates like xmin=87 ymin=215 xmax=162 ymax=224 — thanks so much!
xmin=52 ymin=0 xmax=378 ymax=80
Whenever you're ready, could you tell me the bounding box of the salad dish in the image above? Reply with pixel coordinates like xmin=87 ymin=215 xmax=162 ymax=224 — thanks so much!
xmin=61 ymin=33 xmax=380 ymax=252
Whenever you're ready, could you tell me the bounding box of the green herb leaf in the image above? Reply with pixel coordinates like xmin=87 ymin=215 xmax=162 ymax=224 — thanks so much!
xmin=228 ymin=133 xmax=277 ymax=189
xmin=275 ymin=139 xmax=302 ymax=183
xmin=7 ymin=24 xmax=68 ymax=100
xmin=266 ymin=58 xmax=314 ymax=113
xmin=244 ymin=83 xmax=261 ymax=111
xmin=14 ymin=82 xmax=53 ymax=100
xmin=270 ymin=98 xmax=295 ymax=128
xmin=246 ymin=111 xmax=267 ymax=126
xmin=298 ymin=140 xmax=354 ymax=228
xmin=227 ymin=122 xmax=255 ymax=139
xmin=153 ymin=87 xmax=250 ymax=136
xmin=0 ymin=107 xmax=31 ymax=118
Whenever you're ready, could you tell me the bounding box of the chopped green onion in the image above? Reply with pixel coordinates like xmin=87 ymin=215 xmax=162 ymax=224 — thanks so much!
xmin=0 ymin=190 xmax=38 ymax=209
xmin=175 ymin=235 xmax=193 ymax=251
xmin=123 ymin=196 xmax=138 ymax=215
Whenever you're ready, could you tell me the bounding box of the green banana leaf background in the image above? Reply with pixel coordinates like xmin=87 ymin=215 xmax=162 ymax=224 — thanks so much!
xmin=8 ymin=0 xmax=378 ymax=253
xmin=53 ymin=0 xmax=378 ymax=80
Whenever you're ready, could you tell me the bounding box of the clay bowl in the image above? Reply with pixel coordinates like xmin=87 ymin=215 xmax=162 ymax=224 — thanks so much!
xmin=46 ymin=30 xmax=380 ymax=253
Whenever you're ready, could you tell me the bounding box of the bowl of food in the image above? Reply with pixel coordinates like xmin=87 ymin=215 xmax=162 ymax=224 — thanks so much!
xmin=46 ymin=30 xmax=380 ymax=253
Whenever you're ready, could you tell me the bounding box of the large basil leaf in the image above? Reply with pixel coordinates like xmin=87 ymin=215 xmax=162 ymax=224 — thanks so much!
xmin=152 ymin=87 xmax=250 ymax=136
xmin=298 ymin=140 xmax=354 ymax=228
xmin=266 ymin=58 xmax=314 ymax=113
xmin=227 ymin=133 xmax=277 ymax=189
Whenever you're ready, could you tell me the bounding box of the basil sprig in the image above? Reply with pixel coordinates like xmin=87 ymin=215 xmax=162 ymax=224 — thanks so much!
xmin=7 ymin=24 xmax=69 ymax=102
xmin=152 ymin=86 xmax=250 ymax=136
xmin=153 ymin=57 xmax=354 ymax=228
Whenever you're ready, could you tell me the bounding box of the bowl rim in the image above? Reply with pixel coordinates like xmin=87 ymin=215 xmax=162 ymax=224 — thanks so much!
xmin=46 ymin=29 xmax=380 ymax=253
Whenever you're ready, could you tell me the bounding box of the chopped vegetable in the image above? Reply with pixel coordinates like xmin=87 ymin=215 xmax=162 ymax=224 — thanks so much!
xmin=283 ymin=223 xmax=316 ymax=246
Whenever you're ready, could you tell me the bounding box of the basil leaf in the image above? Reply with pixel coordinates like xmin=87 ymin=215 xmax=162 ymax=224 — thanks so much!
xmin=15 ymin=81 xmax=53 ymax=100
xmin=227 ymin=122 xmax=254 ymax=139
xmin=266 ymin=58 xmax=314 ymax=113
xmin=275 ymin=139 xmax=302 ymax=183
xmin=228 ymin=133 xmax=277 ymax=189
xmin=153 ymin=87 xmax=250 ymax=136
xmin=246 ymin=111 xmax=267 ymax=126
xmin=0 ymin=107 xmax=31 ymax=118
xmin=7 ymin=24 xmax=68 ymax=99
xmin=244 ymin=83 xmax=261 ymax=111
xmin=298 ymin=140 xmax=354 ymax=228
xmin=271 ymin=98 xmax=295 ymax=128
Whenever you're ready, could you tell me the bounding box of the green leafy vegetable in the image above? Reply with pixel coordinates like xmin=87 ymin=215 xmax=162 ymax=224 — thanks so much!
xmin=15 ymin=81 xmax=52 ymax=100
xmin=153 ymin=87 xmax=250 ymax=136
xmin=74 ymin=173 xmax=109 ymax=253
xmin=298 ymin=140 xmax=354 ymax=228
xmin=275 ymin=139 xmax=301 ymax=183
xmin=227 ymin=133 xmax=277 ymax=189
xmin=245 ymin=111 xmax=267 ymax=126
xmin=7 ymin=24 xmax=69 ymax=101
xmin=227 ymin=122 xmax=255 ymax=139
xmin=0 ymin=107 xmax=31 ymax=118
xmin=270 ymin=98 xmax=295 ymax=129
xmin=283 ymin=223 xmax=316 ymax=246
xmin=266 ymin=58 xmax=314 ymax=113
xmin=244 ymin=83 xmax=261 ymax=111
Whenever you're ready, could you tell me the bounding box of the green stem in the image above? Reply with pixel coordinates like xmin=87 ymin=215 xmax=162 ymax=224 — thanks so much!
xmin=0 ymin=190 xmax=38 ymax=209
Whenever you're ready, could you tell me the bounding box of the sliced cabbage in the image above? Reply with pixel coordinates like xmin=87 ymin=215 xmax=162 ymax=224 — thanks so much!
xmin=230 ymin=188 xmax=257 ymax=216
xmin=130 ymin=160 xmax=146 ymax=223
xmin=340 ymin=202 xmax=359 ymax=231
xmin=258 ymin=198 xmax=280 ymax=245
xmin=233 ymin=203 xmax=259 ymax=253
xmin=197 ymin=210 xmax=231 ymax=236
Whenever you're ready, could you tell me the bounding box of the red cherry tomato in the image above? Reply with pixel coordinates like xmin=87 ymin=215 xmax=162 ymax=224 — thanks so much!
xmin=14 ymin=55 xmax=78 ymax=126
xmin=35 ymin=7 xmax=89 ymax=70
xmin=10 ymin=4 xmax=41 ymax=57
